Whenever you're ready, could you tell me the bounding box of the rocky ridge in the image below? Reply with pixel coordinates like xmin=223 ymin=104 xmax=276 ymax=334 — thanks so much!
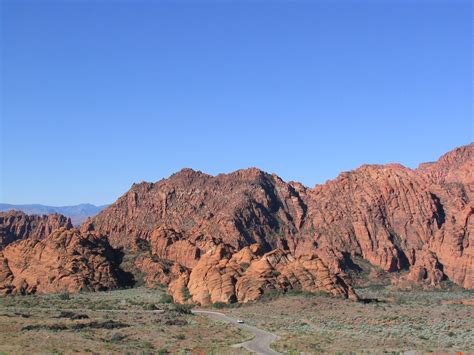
xmin=0 ymin=143 xmax=471 ymax=303
xmin=84 ymin=143 xmax=473 ymax=301
xmin=0 ymin=211 xmax=72 ymax=250
xmin=0 ymin=227 xmax=130 ymax=295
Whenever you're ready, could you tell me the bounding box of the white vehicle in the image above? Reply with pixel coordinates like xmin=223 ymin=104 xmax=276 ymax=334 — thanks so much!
xmin=237 ymin=319 xmax=244 ymax=324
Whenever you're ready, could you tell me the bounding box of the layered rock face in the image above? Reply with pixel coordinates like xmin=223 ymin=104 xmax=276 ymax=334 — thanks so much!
xmin=0 ymin=211 xmax=72 ymax=250
xmin=86 ymin=167 xmax=304 ymax=254
xmin=415 ymin=144 xmax=473 ymax=289
xmin=292 ymin=144 xmax=472 ymax=289
xmin=3 ymin=145 xmax=469 ymax=301
xmin=170 ymin=244 xmax=357 ymax=305
xmin=0 ymin=228 xmax=128 ymax=295
xmin=86 ymin=143 xmax=473 ymax=298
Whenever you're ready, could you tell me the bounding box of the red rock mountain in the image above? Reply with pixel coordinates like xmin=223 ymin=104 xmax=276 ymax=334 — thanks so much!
xmin=0 ymin=211 xmax=72 ymax=250
xmin=0 ymin=227 xmax=131 ymax=295
xmin=0 ymin=144 xmax=471 ymax=302
xmin=83 ymin=143 xmax=473 ymax=302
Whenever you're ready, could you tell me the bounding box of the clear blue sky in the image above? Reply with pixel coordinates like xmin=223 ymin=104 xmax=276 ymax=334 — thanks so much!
xmin=1 ymin=0 xmax=472 ymax=206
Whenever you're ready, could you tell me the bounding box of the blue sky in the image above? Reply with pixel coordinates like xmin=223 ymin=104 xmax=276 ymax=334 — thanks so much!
xmin=1 ymin=0 xmax=472 ymax=205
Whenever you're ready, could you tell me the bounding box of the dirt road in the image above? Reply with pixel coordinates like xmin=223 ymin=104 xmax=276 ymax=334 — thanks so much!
xmin=192 ymin=309 xmax=280 ymax=355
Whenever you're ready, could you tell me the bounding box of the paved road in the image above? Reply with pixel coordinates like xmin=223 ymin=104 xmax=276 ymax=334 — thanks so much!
xmin=192 ymin=310 xmax=281 ymax=355
xmin=9 ymin=306 xmax=280 ymax=354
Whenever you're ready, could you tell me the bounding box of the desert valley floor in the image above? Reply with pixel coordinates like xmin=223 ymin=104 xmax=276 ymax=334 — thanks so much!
xmin=0 ymin=285 xmax=472 ymax=354
xmin=1 ymin=144 xmax=473 ymax=353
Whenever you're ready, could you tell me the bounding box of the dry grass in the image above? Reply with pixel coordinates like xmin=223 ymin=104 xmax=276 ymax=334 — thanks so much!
xmin=1 ymin=286 xmax=473 ymax=354
xmin=223 ymin=286 xmax=474 ymax=353
xmin=0 ymin=287 xmax=252 ymax=354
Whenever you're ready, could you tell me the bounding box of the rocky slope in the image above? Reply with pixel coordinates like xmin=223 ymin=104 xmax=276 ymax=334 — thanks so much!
xmin=1 ymin=144 xmax=470 ymax=302
xmin=0 ymin=228 xmax=131 ymax=295
xmin=84 ymin=143 xmax=473 ymax=301
xmin=84 ymin=167 xmax=304 ymax=253
xmin=0 ymin=211 xmax=72 ymax=250
xmin=0 ymin=203 xmax=107 ymax=225
xmin=169 ymin=243 xmax=357 ymax=305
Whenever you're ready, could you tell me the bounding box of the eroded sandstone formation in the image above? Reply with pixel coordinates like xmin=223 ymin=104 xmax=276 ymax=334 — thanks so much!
xmin=0 ymin=228 xmax=129 ymax=295
xmin=171 ymin=243 xmax=357 ymax=305
xmin=85 ymin=167 xmax=304 ymax=254
xmin=1 ymin=144 xmax=471 ymax=301
xmin=0 ymin=211 xmax=72 ymax=250
xmin=86 ymin=143 xmax=473 ymax=297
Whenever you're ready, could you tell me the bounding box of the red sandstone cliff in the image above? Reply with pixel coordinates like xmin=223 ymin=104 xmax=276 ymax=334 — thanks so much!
xmin=84 ymin=143 xmax=473 ymax=300
xmin=1 ymin=144 xmax=471 ymax=301
xmin=0 ymin=228 xmax=130 ymax=295
xmin=0 ymin=211 xmax=72 ymax=250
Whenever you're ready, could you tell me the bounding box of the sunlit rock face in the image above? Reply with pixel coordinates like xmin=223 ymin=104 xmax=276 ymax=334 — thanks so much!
xmin=0 ymin=211 xmax=72 ymax=250
xmin=0 ymin=228 xmax=128 ymax=296
xmin=2 ymin=144 xmax=472 ymax=301
xmin=86 ymin=144 xmax=472 ymax=296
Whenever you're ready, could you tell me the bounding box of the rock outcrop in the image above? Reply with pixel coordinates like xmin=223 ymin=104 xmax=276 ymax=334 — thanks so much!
xmin=415 ymin=144 xmax=473 ymax=289
xmin=294 ymin=144 xmax=472 ymax=289
xmin=0 ymin=211 xmax=72 ymax=250
xmin=85 ymin=143 xmax=473 ymax=297
xmin=3 ymin=144 xmax=470 ymax=301
xmin=85 ymin=168 xmax=304 ymax=254
xmin=175 ymin=243 xmax=357 ymax=305
xmin=0 ymin=228 xmax=130 ymax=295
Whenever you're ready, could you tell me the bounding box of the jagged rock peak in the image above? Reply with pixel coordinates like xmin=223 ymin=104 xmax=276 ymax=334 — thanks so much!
xmin=0 ymin=211 xmax=72 ymax=250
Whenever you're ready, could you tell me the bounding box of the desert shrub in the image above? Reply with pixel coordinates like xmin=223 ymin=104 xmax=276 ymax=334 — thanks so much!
xmin=142 ymin=341 xmax=154 ymax=350
xmin=182 ymin=286 xmax=191 ymax=301
xmin=240 ymin=262 xmax=250 ymax=271
xmin=143 ymin=303 xmax=159 ymax=310
xmin=58 ymin=293 xmax=70 ymax=300
xmin=212 ymin=301 xmax=241 ymax=309
xmin=260 ymin=289 xmax=284 ymax=301
xmin=159 ymin=294 xmax=173 ymax=304
xmin=109 ymin=333 xmax=126 ymax=343
xmin=55 ymin=311 xmax=89 ymax=320
xmin=212 ymin=302 xmax=227 ymax=309
xmin=22 ymin=324 xmax=68 ymax=332
xmin=71 ymin=320 xmax=129 ymax=330
xmin=164 ymin=318 xmax=188 ymax=326
xmin=172 ymin=304 xmax=193 ymax=315
xmin=271 ymin=269 xmax=281 ymax=277
xmin=394 ymin=295 xmax=406 ymax=305
xmin=286 ymin=289 xmax=320 ymax=298
xmin=13 ymin=312 xmax=31 ymax=318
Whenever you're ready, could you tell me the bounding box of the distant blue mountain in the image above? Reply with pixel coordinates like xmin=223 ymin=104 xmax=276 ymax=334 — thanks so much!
xmin=0 ymin=203 xmax=108 ymax=225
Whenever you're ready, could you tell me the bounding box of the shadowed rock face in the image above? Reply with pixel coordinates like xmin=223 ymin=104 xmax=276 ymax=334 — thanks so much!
xmin=86 ymin=143 xmax=473 ymax=297
xmin=0 ymin=228 xmax=131 ymax=295
xmin=0 ymin=211 xmax=72 ymax=250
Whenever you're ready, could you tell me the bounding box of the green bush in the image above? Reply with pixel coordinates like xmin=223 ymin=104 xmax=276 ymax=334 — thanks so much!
xmin=172 ymin=304 xmax=193 ymax=315
xmin=260 ymin=289 xmax=284 ymax=301
xmin=159 ymin=294 xmax=174 ymax=304
xmin=143 ymin=303 xmax=159 ymax=310
xmin=271 ymin=269 xmax=281 ymax=277
xmin=182 ymin=286 xmax=191 ymax=301
xmin=240 ymin=262 xmax=250 ymax=271
xmin=58 ymin=293 xmax=70 ymax=300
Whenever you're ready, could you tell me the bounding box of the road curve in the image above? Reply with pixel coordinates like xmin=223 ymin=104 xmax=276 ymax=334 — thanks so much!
xmin=192 ymin=309 xmax=281 ymax=355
